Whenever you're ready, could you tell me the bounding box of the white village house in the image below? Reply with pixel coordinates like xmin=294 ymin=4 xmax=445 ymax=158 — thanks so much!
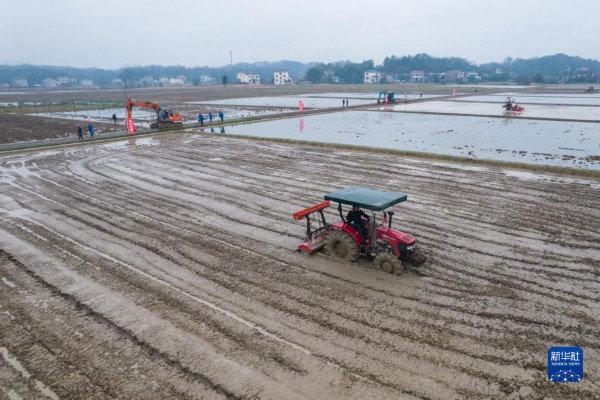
xmin=445 ymin=70 xmax=465 ymax=83
xmin=274 ymin=71 xmax=293 ymax=85
xmin=200 ymin=75 xmax=216 ymax=84
xmin=11 ymin=78 xmax=29 ymax=87
xmin=363 ymin=70 xmax=381 ymax=84
xmin=411 ymin=70 xmax=425 ymax=82
xmin=42 ymin=78 xmax=59 ymax=88
xmin=237 ymin=72 xmax=260 ymax=84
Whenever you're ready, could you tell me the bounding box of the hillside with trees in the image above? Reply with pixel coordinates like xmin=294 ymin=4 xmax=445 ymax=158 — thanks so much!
xmin=0 ymin=53 xmax=598 ymax=87
xmin=479 ymin=53 xmax=600 ymax=83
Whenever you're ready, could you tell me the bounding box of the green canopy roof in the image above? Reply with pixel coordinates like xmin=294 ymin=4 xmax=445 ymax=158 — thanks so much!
xmin=324 ymin=186 xmax=408 ymax=211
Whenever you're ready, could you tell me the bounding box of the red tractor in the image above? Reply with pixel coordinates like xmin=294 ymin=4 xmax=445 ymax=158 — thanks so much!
xmin=293 ymin=186 xmax=426 ymax=274
xmin=502 ymin=96 xmax=524 ymax=112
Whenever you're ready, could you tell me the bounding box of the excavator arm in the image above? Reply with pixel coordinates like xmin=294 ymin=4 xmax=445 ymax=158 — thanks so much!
xmin=126 ymin=98 xmax=162 ymax=119
xmin=126 ymin=98 xmax=183 ymax=129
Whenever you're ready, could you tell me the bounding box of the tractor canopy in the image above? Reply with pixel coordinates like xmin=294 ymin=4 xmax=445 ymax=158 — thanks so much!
xmin=324 ymin=186 xmax=408 ymax=211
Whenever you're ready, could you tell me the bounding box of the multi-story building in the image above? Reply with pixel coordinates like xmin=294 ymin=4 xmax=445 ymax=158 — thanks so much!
xmin=11 ymin=78 xmax=29 ymax=87
xmin=237 ymin=72 xmax=260 ymax=84
xmin=42 ymin=78 xmax=59 ymax=88
xmin=274 ymin=71 xmax=293 ymax=85
xmin=445 ymin=70 xmax=465 ymax=83
xmin=411 ymin=70 xmax=425 ymax=82
xmin=364 ymin=70 xmax=381 ymax=84
xmin=200 ymin=75 xmax=216 ymax=84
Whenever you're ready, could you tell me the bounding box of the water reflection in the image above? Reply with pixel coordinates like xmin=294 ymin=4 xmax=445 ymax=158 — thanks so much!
xmin=225 ymin=111 xmax=600 ymax=169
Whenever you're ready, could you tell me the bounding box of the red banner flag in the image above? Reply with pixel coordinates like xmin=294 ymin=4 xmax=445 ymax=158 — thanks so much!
xmin=127 ymin=117 xmax=136 ymax=134
xmin=299 ymin=100 xmax=304 ymax=112
xmin=452 ymin=89 xmax=456 ymax=96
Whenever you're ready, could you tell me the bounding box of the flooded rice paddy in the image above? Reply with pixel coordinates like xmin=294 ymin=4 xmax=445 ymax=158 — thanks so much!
xmin=218 ymin=110 xmax=599 ymax=169
xmin=9 ymin=87 xmax=600 ymax=171
xmin=31 ymin=106 xmax=295 ymax=126
xmin=390 ymin=100 xmax=600 ymax=121
xmin=190 ymin=96 xmax=375 ymax=108
xmin=455 ymin=92 xmax=600 ymax=106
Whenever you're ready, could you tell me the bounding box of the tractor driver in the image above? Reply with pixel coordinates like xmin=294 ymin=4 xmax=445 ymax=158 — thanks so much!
xmin=347 ymin=205 xmax=370 ymax=239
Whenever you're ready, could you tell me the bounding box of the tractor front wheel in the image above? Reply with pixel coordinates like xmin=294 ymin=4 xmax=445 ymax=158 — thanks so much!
xmin=374 ymin=252 xmax=402 ymax=275
xmin=325 ymin=230 xmax=358 ymax=262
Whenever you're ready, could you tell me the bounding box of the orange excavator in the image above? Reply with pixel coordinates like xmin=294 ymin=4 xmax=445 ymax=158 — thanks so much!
xmin=126 ymin=98 xmax=183 ymax=129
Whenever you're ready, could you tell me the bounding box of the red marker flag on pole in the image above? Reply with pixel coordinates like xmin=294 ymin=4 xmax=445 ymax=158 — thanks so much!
xmin=127 ymin=117 xmax=136 ymax=134
xmin=299 ymin=100 xmax=304 ymax=112
xmin=452 ymin=89 xmax=456 ymax=96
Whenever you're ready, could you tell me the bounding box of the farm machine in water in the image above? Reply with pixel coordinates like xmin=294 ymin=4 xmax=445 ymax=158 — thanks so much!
xmin=502 ymin=96 xmax=524 ymax=112
xmin=293 ymin=186 xmax=426 ymax=274
xmin=377 ymin=91 xmax=396 ymax=104
xmin=126 ymin=98 xmax=183 ymax=129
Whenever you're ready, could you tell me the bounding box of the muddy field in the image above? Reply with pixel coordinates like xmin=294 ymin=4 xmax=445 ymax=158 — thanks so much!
xmin=0 ymin=85 xmax=484 ymax=144
xmin=0 ymin=113 xmax=122 ymax=144
xmin=1 ymin=134 xmax=598 ymax=399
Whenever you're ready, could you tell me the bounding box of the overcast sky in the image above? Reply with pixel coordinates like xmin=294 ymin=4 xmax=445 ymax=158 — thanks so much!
xmin=1 ymin=0 xmax=598 ymax=69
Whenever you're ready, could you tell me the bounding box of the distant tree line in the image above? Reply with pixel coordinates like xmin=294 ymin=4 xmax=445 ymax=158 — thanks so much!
xmin=303 ymin=53 xmax=600 ymax=84
xmin=0 ymin=64 xmax=116 ymax=86
xmin=1 ymin=53 xmax=598 ymax=87
xmin=0 ymin=60 xmax=315 ymax=87
xmin=305 ymin=60 xmax=375 ymax=84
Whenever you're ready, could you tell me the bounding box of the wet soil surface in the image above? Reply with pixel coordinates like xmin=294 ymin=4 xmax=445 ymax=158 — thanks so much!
xmin=0 ymin=114 xmax=121 ymax=144
xmin=0 ymin=134 xmax=598 ymax=399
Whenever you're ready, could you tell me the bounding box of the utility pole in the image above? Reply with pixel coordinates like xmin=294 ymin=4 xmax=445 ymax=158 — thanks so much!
xmin=230 ymin=50 xmax=233 ymax=66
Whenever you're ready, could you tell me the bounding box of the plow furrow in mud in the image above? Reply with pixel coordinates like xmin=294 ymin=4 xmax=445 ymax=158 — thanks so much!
xmin=1 ymin=134 xmax=598 ymax=399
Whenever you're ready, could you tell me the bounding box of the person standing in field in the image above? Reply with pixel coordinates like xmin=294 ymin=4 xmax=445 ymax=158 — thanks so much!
xmin=87 ymin=123 xmax=94 ymax=137
xmin=342 ymin=99 xmax=345 ymax=107
xmin=208 ymin=112 xmax=213 ymax=122
xmin=77 ymin=125 xmax=83 ymax=140
xmin=112 ymin=113 xmax=117 ymax=124
xmin=219 ymin=111 xmax=224 ymax=122
xmin=198 ymin=113 xmax=205 ymax=125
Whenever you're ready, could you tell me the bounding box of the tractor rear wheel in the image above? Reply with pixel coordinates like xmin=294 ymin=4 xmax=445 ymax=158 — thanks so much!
xmin=374 ymin=252 xmax=402 ymax=275
xmin=325 ymin=230 xmax=358 ymax=262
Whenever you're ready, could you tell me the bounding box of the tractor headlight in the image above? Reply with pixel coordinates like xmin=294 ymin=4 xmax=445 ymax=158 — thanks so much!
xmin=406 ymin=246 xmax=414 ymax=251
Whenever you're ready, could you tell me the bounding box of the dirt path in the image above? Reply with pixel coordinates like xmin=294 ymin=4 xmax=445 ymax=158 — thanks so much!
xmin=0 ymin=134 xmax=598 ymax=399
